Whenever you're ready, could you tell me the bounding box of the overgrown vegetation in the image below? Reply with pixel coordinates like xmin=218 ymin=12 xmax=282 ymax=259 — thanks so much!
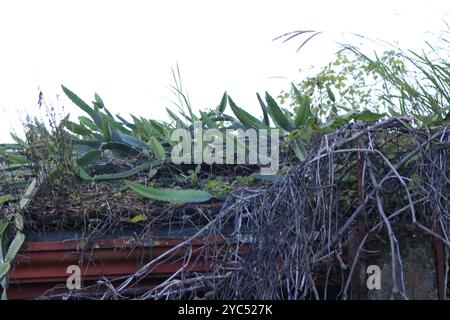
xmin=0 ymin=32 xmax=449 ymax=299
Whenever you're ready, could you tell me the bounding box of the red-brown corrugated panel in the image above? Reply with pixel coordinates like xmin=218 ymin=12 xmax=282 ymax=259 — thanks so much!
xmin=7 ymin=237 xmax=216 ymax=299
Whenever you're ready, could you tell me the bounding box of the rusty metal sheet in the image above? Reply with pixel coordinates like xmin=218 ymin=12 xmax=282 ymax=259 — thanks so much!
xmin=7 ymin=236 xmax=216 ymax=299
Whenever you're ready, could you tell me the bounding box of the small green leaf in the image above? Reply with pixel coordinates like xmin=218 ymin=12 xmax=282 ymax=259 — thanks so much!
xmin=291 ymin=84 xmax=312 ymax=127
xmin=0 ymin=220 xmax=9 ymax=236
xmin=353 ymin=111 xmax=385 ymax=122
xmin=13 ymin=214 xmax=23 ymax=232
xmin=5 ymin=232 xmax=25 ymax=263
xmin=149 ymin=137 xmax=166 ymax=160
xmin=72 ymin=161 xmax=93 ymax=180
xmin=62 ymin=85 xmax=103 ymax=127
xmin=10 ymin=133 xmax=25 ymax=146
xmin=292 ymin=138 xmax=308 ymax=161
xmin=94 ymin=93 xmax=105 ymax=109
xmin=200 ymin=110 xmax=217 ymax=128
xmin=65 ymin=120 xmax=93 ymax=136
xmin=251 ymin=173 xmax=280 ymax=182
xmin=228 ymin=96 xmax=267 ymax=130
xmin=0 ymin=195 xmax=17 ymax=208
xmin=125 ymin=181 xmax=212 ymax=204
xmin=88 ymin=161 xmax=161 ymax=181
xmin=0 ymin=263 xmax=10 ymax=279
xmin=62 ymin=85 xmax=89 ymax=111
xmin=7 ymin=154 xmax=27 ymax=165
xmin=217 ymin=91 xmax=228 ymax=114
xmin=326 ymin=87 xmax=336 ymax=102
xmin=265 ymin=92 xmax=292 ymax=131
xmin=166 ymin=108 xmax=183 ymax=124
xmin=130 ymin=214 xmax=148 ymax=223
xmin=79 ymin=116 xmax=99 ymax=132
xmin=77 ymin=150 xmax=101 ymax=167
xmin=100 ymin=142 xmax=140 ymax=156
xmin=256 ymin=93 xmax=270 ymax=126
xmin=19 ymin=177 xmax=40 ymax=211
xmin=295 ymin=103 xmax=311 ymax=127
xmin=101 ymin=116 xmax=111 ymax=142
xmin=118 ymin=132 xmax=150 ymax=150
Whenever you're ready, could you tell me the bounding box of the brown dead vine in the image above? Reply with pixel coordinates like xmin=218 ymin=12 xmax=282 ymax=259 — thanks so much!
xmin=47 ymin=117 xmax=449 ymax=300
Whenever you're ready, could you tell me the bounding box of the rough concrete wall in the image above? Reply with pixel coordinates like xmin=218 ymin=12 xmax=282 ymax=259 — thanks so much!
xmin=366 ymin=228 xmax=438 ymax=300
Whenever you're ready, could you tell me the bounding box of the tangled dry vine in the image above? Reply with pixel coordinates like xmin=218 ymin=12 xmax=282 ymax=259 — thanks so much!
xmin=44 ymin=117 xmax=448 ymax=300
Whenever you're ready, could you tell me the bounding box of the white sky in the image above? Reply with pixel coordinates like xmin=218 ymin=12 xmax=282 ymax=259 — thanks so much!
xmin=0 ymin=0 xmax=448 ymax=142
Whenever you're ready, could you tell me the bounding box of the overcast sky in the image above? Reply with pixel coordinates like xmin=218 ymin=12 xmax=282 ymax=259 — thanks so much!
xmin=0 ymin=0 xmax=448 ymax=142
